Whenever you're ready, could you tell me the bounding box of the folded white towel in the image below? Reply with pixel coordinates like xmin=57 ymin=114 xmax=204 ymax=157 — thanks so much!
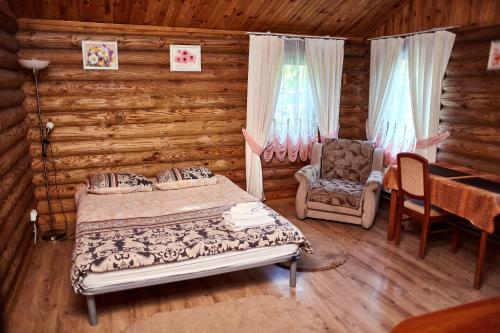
xmin=224 ymin=215 xmax=275 ymax=231
xmin=223 ymin=209 xmax=269 ymax=221
xmin=230 ymin=202 xmax=264 ymax=214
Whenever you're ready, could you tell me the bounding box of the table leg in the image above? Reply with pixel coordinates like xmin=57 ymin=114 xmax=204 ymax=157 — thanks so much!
xmin=387 ymin=189 xmax=398 ymax=241
xmin=474 ymin=231 xmax=488 ymax=290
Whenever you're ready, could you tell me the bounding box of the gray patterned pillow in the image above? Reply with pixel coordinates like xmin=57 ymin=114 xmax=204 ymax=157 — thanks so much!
xmin=86 ymin=172 xmax=155 ymax=194
xmin=156 ymin=167 xmax=217 ymax=190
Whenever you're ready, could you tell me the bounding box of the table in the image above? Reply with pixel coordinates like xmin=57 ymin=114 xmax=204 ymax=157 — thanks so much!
xmin=383 ymin=162 xmax=500 ymax=289
xmin=392 ymin=296 xmax=500 ymax=333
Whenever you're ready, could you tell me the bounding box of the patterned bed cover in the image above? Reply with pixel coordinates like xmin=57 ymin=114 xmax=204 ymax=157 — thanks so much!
xmin=71 ymin=175 xmax=311 ymax=293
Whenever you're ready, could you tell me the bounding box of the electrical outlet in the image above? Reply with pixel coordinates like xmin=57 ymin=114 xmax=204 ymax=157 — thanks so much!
xmin=30 ymin=209 xmax=37 ymax=222
xmin=31 ymin=209 xmax=37 ymax=245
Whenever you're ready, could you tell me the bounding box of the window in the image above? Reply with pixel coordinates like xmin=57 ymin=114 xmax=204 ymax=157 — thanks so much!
xmin=263 ymin=39 xmax=318 ymax=162
xmin=376 ymin=47 xmax=416 ymax=163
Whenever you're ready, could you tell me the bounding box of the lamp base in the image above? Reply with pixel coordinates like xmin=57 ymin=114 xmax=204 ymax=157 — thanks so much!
xmin=41 ymin=230 xmax=67 ymax=241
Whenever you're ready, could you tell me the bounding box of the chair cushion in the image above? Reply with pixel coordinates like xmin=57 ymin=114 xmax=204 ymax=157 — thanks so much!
xmin=321 ymin=138 xmax=375 ymax=183
xmin=307 ymin=178 xmax=365 ymax=209
xmin=404 ymin=199 xmax=449 ymax=217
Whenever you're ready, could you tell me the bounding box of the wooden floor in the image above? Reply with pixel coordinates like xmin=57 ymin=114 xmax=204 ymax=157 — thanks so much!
xmin=4 ymin=198 xmax=500 ymax=333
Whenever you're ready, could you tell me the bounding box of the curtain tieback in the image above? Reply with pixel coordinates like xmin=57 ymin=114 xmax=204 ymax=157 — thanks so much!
xmin=242 ymin=128 xmax=264 ymax=155
xmin=415 ymin=131 xmax=450 ymax=149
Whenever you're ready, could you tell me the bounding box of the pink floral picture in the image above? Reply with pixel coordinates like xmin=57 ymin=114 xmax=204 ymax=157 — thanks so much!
xmin=170 ymin=45 xmax=201 ymax=71
xmin=487 ymin=40 xmax=500 ymax=70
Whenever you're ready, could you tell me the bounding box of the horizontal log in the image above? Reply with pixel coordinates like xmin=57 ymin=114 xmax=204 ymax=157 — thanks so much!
xmin=441 ymin=93 xmax=500 ymax=110
xmin=37 ymin=212 xmax=76 ymax=232
xmin=0 ymin=12 xmax=18 ymax=35
xmin=0 ymin=183 xmax=33 ymax=254
xmin=0 ymin=69 xmax=25 ymax=89
xmin=37 ymin=198 xmax=75 ymax=215
xmin=30 ymin=133 xmax=244 ymax=157
xmin=0 ymin=47 xmax=20 ymax=70
xmin=19 ymin=48 xmax=248 ymax=67
xmin=28 ymin=119 xmax=244 ymax=142
xmin=24 ymin=93 xmax=246 ymax=112
xmin=343 ymin=57 xmax=369 ymax=71
xmin=32 ymin=158 xmax=246 ymax=185
xmin=0 ymin=139 xmax=30 ymax=176
xmin=0 ymin=168 xmax=33 ymax=225
xmin=446 ymin=59 xmax=500 ymax=77
xmin=16 ymin=31 xmax=249 ymax=53
xmin=0 ymin=89 xmax=25 ymax=109
xmin=17 ymin=18 xmax=249 ymax=38
xmin=37 ymin=65 xmax=247 ymax=82
xmin=438 ymin=138 xmax=500 ymax=162
xmin=264 ymin=189 xmax=297 ymax=200
xmin=0 ymin=29 xmax=20 ymax=52
xmin=263 ymin=178 xmax=298 ymax=192
xmin=450 ymin=42 xmax=491 ymax=60
xmin=455 ymin=25 xmax=500 ymax=43
xmin=0 ymin=121 xmax=28 ymax=155
xmin=0 ymin=106 xmax=27 ymax=131
xmin=440 ymin=122 xmax=500 ymax=145
xmin=436 ymin=151 xmax=500 ymax=176
xmin=344 ymin=43 xmax=368 ymax=57
xmin=0 ymin=219 xmax=33 ymax=309
xmin=0 ymin=154 xmax=32 ymax=203
xmin=440 ymin=107 xmax=499 ymax=126
xmin=26 ymin=107 xmax=246 ymax=128
xmin=442 ymin=77 xmax=500 ymax=93
xmin=35 ymin=183 xmax=84 ymax=200
xmin=31 ymin=146 xmax=245 ymax=171
xmin=23 ymin=80 xmax=247 ymax=97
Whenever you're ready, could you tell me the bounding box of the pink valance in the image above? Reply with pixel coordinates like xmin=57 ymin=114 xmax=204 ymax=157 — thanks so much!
xmin=262 ymin=136 xmax=317 ymax=162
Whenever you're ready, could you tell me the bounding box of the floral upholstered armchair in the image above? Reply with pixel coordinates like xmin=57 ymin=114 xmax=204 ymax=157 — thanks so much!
xmin=294 ymin=138 xmax=384 ymax=228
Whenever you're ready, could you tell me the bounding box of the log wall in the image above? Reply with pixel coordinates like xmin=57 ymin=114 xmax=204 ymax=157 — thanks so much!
xmin=437 ymin=25 xmax=500 ymax=175
xmin=0 ymin=8 xmax=34 ymax=313
xmin=17 ymin=19 xmax=369 ymax=230
xmin=370 ymin=0 xmax=500 ymax=38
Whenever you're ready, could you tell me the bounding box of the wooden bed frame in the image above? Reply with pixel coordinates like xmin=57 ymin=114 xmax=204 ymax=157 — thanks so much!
xmin=83 ymin=253 xmax=300 ymax=325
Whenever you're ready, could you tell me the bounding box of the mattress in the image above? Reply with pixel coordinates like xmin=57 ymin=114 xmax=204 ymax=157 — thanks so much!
xmin=81 ymin=244 xmax=299 ymax=293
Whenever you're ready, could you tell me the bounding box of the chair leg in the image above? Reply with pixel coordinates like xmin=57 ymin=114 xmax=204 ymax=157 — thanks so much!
xmin=395 ymin=205 xmax=402 ymax=246
xmin=451 ymin=222 xmax=460 ymax=254
xmin=419 ymin=217 xmax=430 ymax=259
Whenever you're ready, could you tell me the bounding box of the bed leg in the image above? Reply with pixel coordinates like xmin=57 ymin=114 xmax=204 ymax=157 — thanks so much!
xmin=86 ymin=295 xmax=98 ymax=326
xmin=289 ymin=257 xmax=298 ymax=288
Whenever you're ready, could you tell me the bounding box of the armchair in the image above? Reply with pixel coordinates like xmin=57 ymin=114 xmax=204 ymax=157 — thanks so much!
xmin=295 ymin=138 xmax=384 ymax=228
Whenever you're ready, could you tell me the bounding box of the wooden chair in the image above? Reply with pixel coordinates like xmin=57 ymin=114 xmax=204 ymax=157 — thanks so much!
xmin=395 ymin=153 xmax=459 ymax=259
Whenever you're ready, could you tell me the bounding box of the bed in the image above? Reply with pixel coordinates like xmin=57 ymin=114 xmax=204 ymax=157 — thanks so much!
xmin=71 ymin=175 xmax=311 ymax=325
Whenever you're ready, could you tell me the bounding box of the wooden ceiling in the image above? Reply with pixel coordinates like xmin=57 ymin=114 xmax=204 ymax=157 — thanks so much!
xmin=9 ymin=0 xmax=407 ymax=38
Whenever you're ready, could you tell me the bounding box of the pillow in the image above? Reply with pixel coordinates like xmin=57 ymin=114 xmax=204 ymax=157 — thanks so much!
xmin=86 ymin=172 xmax=155 ymax=194
xmin=155 ymin=166 xmax=217 ymax=190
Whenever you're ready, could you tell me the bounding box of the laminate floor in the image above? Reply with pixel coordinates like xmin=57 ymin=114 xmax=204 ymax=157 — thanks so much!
xmin=4 ymin=199 xmax=500 ymax=333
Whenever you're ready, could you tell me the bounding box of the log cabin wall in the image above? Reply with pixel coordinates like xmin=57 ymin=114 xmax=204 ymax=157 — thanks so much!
xmin=437 ymin=25 xmax=500 ymax=174
xmin=369 ymin=0 xmax=500 ymax=38
xmin=0 ymin=8 xmax=35 ymax=312
xmin=17 ymin=18 xmax=371 ymax=229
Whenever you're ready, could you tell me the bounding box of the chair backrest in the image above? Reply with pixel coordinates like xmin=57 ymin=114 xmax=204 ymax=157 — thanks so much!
xmin=321 ymin=138 xmax=375 ymax=183
xmin=396 ymin=152 xmax=429 ymax=200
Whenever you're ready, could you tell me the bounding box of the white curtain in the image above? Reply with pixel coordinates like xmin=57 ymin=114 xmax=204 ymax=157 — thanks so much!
xmin=264 ymin=38 xmax=317 ymax=162
xmin=367 ymin=38 xmax=405 ymax=141
xmin=245 ymin=35 xmax=284 ymax=200
xmin=305 ymin=39 xmax=344 ymax=139
xmin=407 ymin=31 xmax=455 ymax=162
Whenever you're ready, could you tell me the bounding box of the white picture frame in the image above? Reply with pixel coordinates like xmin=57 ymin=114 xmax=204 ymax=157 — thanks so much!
xmin=170 ymin=45 xmax=201 ymax=72
xmin=487 ymin=40 xmax=500 ymax=70
xmin=82 ymin=41 xmax=119 ymax=70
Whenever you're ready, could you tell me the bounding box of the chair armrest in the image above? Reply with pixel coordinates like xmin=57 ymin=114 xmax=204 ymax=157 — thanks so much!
xmin=365 ymin=170 xmax=384 ymax=191
xmin=371 ymin=147 xmax=384 ymax=172
xmin=294 ymin=164 xmax=320 ymax=185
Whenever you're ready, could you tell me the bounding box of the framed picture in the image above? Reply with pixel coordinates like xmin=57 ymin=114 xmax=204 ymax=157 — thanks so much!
xmin=82 ymin=41 xmax=118 ymax=70
xmin=487 ymin=40 xmax=500 ymax=70
xmin=170 ymin=45 xmax=201 ymax=71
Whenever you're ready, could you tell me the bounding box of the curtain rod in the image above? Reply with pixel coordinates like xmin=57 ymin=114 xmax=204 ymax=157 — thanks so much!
xmin=247 ymin=31 xmax=347 ymax=40
xmin=367 ymin=26 xmax=459 ymax=41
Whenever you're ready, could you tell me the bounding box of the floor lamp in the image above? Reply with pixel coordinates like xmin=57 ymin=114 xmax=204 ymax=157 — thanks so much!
xmin=19 ymin=59 xmax=67 ymax=241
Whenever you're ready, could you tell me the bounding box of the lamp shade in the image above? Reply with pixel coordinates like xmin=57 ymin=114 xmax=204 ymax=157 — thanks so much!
xmin=18 ymin=59 xmax=50 ymax=70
